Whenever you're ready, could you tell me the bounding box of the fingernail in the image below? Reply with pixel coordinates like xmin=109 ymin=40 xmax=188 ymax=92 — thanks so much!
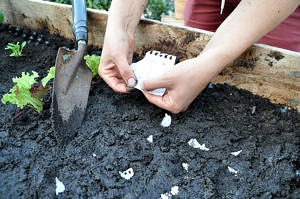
xmin=127 ymin=78 xmax=136 ymax=88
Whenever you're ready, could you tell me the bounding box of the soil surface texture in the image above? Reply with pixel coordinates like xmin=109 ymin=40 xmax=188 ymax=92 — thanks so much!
xmin=0 ymin=24 xmax=299 ymax=199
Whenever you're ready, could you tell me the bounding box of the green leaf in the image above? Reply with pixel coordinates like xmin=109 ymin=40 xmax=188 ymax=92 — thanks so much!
xmin=5 ymin=41 xmax=25 ymax=57
xmin=1 ymin=71 xmax=44 ymax=113
xmin=21 ymin=41 xmax=26 ymax=50
xmin=41 ymin=66 xmax=55 ymax=87
xmin=0 ymin=11 xmax=4 ymax=23
xmin=84 ymin=54 xmax=100 ymax=78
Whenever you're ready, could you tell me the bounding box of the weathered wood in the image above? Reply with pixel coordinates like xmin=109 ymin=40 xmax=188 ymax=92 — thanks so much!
xmin=1 ymin=0 xmax=299 ymax=111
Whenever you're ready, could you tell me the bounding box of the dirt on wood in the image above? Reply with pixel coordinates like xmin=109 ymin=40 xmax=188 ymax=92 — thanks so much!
xmin=0 ymin=24 xmax=299 ymax=199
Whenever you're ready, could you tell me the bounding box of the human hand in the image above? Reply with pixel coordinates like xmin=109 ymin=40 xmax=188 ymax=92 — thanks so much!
xmin=141 ymin=55 xmax=222 ymax=114
xmin=98 ymin=29 xmax=136 ymax=93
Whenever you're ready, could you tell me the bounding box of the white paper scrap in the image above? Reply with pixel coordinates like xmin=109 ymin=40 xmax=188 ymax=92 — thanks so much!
xmin=188 ymin=138 xmax=209 ymax=151
xmin=161 ymin=192 xmax=172 ymax=199
xmin=160 ymin=186 xmax=179 ymax=199
xmin=130 ymin=51 xmax=176 ymax=96
xmin=228 ymin=166 xmax=238 ymax=176
xmin=171 ymin=186 xmax=179 ymax=195
xmin=161 ymin=113 xmax=171 ymax=127
xmin=55 ymin=177 xmax=65 ymax=195
xmin=92 ymin=153 xmax=96 ymax=157
xmin=119 ymin=168 xmax=134 ymax=180
xmin=147 ymin=135 xmax=153 ymax=143
xmin=182 ymin=163 xmax=189 ymax=172
xmin=231 ymin=150 xmax=242 ymax=156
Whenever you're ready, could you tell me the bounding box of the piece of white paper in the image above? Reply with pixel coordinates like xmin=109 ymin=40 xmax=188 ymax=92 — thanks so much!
xmin=231 ymin=150 xmax=242 ymax=156
xmin=228 ymin=166 xmax=238 ymax=176
xmin=160 ymin=186 xmax=179 ymax=199
xmin=161 ymin=113 xmax=171 ymax=127
xmin=130 ymin=51 xmax=176 ymax=96
xmin=147 ymin=135 xmax=153 ymax=143
xmin=188 ymin=138 xmax=209 ymax=151
xmin=119 ymin=168 xmax=134 ymax=180
xmin=182 ymin=163 xmax=189 ymax=172
xmin=55 ymin=177 xmax=65 ymax=195
xmin=92 ymin=153 xmax=96 ymax=157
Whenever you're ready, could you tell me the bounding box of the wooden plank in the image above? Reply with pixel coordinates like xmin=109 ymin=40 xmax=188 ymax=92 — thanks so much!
xmin=161 ymin=15 xmax=184 ymax=26
xmin=1 ymin=0 xmax=299 ymax=111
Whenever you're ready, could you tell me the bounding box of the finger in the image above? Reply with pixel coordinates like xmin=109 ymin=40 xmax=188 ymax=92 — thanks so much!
xmin=113 ymin=56 xmax=136 ymax=88
xmin=104 ymin=76 xmax=128 ymax=93
xmin=99 ymin=70 xmax=128 ymax=93
xmin=141 ymin=75 xmax=173 ymax=92
xmin=143 ymin=92 xmax=170 ymax=111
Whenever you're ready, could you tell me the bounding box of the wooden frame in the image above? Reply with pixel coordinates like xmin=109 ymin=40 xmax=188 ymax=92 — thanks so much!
xmin=1 ymin=0 xmax=299 ymax=111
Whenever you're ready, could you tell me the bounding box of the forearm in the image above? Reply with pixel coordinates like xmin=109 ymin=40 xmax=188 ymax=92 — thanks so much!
xmin=202 ymin=0 xmax=300 ymax=70
xmin=107 ymin=0 xmax=148 ymax=36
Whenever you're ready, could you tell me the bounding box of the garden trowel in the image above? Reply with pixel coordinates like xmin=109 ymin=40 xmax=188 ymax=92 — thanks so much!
xmin=52 ymin=0 xmax=92 ymax=143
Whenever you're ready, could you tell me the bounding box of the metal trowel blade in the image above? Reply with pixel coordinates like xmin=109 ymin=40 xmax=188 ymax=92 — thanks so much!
xmin=52 ymin=45 xmax=92 ymax=144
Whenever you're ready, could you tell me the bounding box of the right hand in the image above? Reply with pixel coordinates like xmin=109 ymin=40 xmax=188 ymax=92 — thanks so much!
xmin=98 ymin=28 xmax=136 ymax=93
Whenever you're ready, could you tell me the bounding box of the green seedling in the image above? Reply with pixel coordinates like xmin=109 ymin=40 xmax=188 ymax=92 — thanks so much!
xmin=5 ymin=41 xmax=26 ymax=57
xmin=1 ymin=67 xmax=55 ymax=113
xmin=0 ymin=11 xmax=4 ymax=23
xmin=84 ymin=54 xmax=101 ymax=77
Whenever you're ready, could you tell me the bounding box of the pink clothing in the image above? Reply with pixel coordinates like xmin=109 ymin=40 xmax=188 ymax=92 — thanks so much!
xmin=184 ymin=0 xmax=300 ymax=52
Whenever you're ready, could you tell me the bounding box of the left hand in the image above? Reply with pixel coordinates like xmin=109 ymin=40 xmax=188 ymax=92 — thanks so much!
xmin=141 ymin=56 xmax=220 ymax=114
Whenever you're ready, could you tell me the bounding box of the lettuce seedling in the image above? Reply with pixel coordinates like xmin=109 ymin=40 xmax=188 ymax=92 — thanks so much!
xmin=41 ymin=66 xmax=55 ymax=87
xmin=0 ymin=11 xmax=4 ymax=23
xmin=1 ymin=67 xmax=55 ymax=113
xmin=5 ymin=41 xmax=26 ymax=57
xmin=84 ymin=54 xmax=100 ymax=77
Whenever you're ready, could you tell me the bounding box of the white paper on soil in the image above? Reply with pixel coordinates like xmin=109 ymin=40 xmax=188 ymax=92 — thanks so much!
xmin=188 ymin=138 xmax=209 ymax=151
xmin=160 ymin=186 xmax=179 ymax=199
xmin=147 ymin=135 xmax=153 ymax=143
xmin=231 ymin=150 xmax=242 ymax=156
xmin=161 ymin=113 xmax=171 ymax=127
xmin=55 ymin=177 xmax=65 ymax=195
xmin=228 ymin=166 xmax=238 ymax=175
xmin=130 ymin=51 xmax=176 ymax=96
xmin=182 ymin=163 xmax=189 ymax=172
xmin=119 ymin=168 xmax=134 ymax=180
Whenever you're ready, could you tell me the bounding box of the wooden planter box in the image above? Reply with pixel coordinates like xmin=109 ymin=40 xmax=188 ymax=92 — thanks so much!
xmin=1 ymin=0 xmax=299 ymax=111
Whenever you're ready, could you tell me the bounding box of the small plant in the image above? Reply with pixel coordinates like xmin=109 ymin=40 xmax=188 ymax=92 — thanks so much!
xmin=84 ymin=54 xmax=100 ymax=77
xmin=144 ymin=0 xmax=174 ymax=20
xmin=48 ymin=0 xmax=174 ymax=20
xmin=5 ymin=41 xmax=26 ymax=57
xmin=1 ymin=67 xmax=55 ymax=113
xmin=0 ymin=11 xmax=4 ymax=23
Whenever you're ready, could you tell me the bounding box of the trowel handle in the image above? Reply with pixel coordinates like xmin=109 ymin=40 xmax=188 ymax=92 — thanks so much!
xmin=72 ymin=0 xmax=88 ymax=42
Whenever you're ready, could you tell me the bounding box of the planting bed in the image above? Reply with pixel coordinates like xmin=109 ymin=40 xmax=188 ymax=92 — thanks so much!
xmin=0 ymin=24 xmax=299 ymax=199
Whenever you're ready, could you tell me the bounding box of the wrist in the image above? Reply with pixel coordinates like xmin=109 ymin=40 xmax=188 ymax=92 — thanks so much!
xmin=196 ymin=47 xmax=232 ymax=75
xmin=107 ymin=0 xmax=147 ymax=36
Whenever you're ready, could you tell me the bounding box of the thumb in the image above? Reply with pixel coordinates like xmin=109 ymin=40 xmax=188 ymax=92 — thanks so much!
xmin=114 ymin=56 xmax=136 ymax=87
xmin=141 ymin=75 xmax=173 ymax=92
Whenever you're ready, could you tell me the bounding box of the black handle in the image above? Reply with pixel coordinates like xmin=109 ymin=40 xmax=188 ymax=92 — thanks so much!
xmin=72 ymin=0 xmax=88 ymax=42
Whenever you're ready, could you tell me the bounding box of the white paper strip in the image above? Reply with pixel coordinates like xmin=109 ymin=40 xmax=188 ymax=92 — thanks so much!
xmin=161 ymin=113 xmax=171 ymax=127
xmin=230 ymin=150 xmax=242 ymax=156
xmin=188 ymin=138 xmax=209 ymax=151
xmin=182 ymin=163 xmax=189 ymax=172
xmin=55 ymin=177 xmax=65 ymax=195
xmin=160 ymin=186 xmax=179 ymax=199
xmin=130 ymin=51 xmax=176 ymax=96
xmin=228 ymin=166 xmax=238 ymax=176
xmin=119 ymin=168 xmax=134 ymax=180
xmin=147 ymin=135 xmax=153 ymax=143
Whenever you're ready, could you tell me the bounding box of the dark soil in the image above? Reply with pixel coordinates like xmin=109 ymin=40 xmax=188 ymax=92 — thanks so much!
xmin=0 ymin=24 xmax=299 ymax=199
